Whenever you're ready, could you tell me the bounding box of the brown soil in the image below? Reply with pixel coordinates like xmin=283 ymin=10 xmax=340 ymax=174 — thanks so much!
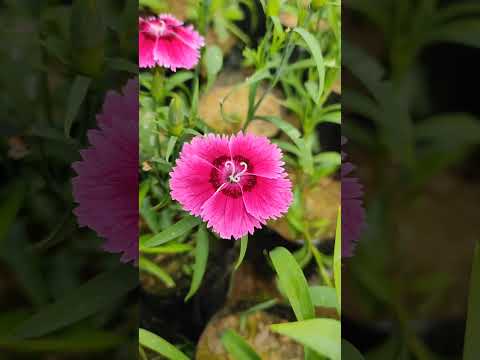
xmin=196 ymin=310 xmax=303 ymax=360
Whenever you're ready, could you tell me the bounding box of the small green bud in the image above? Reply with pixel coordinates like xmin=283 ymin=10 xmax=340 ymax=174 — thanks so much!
xmin=168 ymin=96 xmax=185 ymax=137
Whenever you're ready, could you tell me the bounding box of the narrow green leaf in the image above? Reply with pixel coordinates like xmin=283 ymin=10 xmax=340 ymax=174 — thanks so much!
xmin=464 ymin=242 xmax=480 ymax=360
xmin=426 ymin=19 xmax=480 ymax=48
xmin=309 ymin=286 xmax=338 ymax=309
xmin=334 ymin=207 xmax=341 ymax=314
xmin=294 ymin=27 xmax=325 ymax=103
xmin=203 ymin=45 xmax=223 ymax=90
xmin=235 ymin=235 xmax=248 ymax=270
xmin=185 ymin=226 xmax=209 ymax=301
xmin=0 ymin=330 xmax=124 ymax=353
xmin=257 ymin=115 xmax=302 ymax=148
xmin=165 ymin=71 xmax=194 ymax=92
xmin=143 ymin=216 xmax=201 ymax=248
xmin=221 ymin=329 xmax=261 ymax=360
xmin=203 ymin=46 xmax=223 ymax=76
xmin=107 ymin=58 xmax=137 ymax=74
xmin=140 ymin=242 xmax=193 ymax=254
xmin=12 ymin=264 xmax=137 ymax=339
xmin=139 ymin=257 xmax=175 ymax=288
xmin=64 ymin=75 xmax=91 ymax=138
xmin=0 ymin=181 xmax=25 ymax=247
xmin=342 ymin=340 xmax=364 ymax=360
xmin=165 ymin=136 xmax=177 ymax=162
xmin=139 ymin=329 xmax=189 ymax=360
xmin=270 ymin=247 xmax=315 ymax=321
xmin=270 ymin=319 xmax=341 ymax=360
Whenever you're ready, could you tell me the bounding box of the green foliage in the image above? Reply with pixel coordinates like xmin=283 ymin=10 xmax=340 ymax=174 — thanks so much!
xmin=139 ymin=328 xmax=190 ymax=360
xmin=139 ymin=1 xmax=342 ymax=358
xmin=0 ymin=1 xmax=138 ymax=358
xmin=12 ymin=264 xmax=137 ymax=339
xmin=221 ymin=329 xmax=262 ymax=360
xmin=463 ymin=242 xmax=480 ymax=360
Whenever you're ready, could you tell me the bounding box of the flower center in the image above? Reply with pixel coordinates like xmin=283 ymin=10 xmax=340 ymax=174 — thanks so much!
xmin=225 ymin=160 xmax=248 ymax=183
xmin=209 ymin=155 xmax=257 ymax=198
xmin=148 ymin=20 xmax=167 ymax=37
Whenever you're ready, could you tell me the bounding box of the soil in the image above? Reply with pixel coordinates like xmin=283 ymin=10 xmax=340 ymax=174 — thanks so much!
xmin=196 ymin=310 xmax=304 ymax=360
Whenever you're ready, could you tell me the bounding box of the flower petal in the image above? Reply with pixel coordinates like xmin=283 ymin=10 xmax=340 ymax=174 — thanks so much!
xmin=242 ymin=175 xmax=293 ymax=221
xmin=229 ymin=132 xmax=285 ymax=178
xmin=169 ymin=155 xmax=217 ymax=216
xmin=200 ymin=188 xmax=263 ymax=239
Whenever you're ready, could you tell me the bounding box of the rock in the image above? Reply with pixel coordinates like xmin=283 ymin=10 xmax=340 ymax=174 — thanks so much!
xmin=199 ymin=75 xmax=283 ymax=137
xmin=268 ymin=176 xmax=340 ymax=243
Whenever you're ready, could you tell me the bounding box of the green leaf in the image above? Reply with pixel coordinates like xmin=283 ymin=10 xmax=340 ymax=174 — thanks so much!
xmin=464 ymin=241 xmax=480 ymax=360
xmin=235 ymin=235 xmax=248 ymax=270
xmin=64 ymin=75 xmax=91 ymax=138
xmin=139 ymin=256 xmax=175 ymax=288
xmin=415 ymin=114 xmax=480 ymax=150
xmin=142 ymin=216 xmax=202 ymax=248
xmin=270 ymin=319 xmax=341 ymax=360
xmin=139 ymin=328 xmax=189 ymax=360
xmin=270 ymin=247 xmax=315 ymax=321
xmin=106 ymin=58 xmax=137 ymax=74
xmin=165 ymin=71 xmax=194 ymax=92
xmin=0 ymin=329 xmax=124 ymax=353
xmin=165 ymin=136 xmax=177 ymax=162
xmin=221 ymin=329 xmax=261 ymax=360
xmin=267 ymin=0 xmax=281 ymax=17
xmin=204 ymin=45 xmax=223 ymax=75
xmin=139 ymin=242 xmax=193 ymax=254
xmin=185 ymin=225 xmax=209 ymax=301
xmin=203 ymin=45 xmax=223 ymax=90
xmin=257 ymin=115 xmax=302 ymax=147
xmin=294 ymin=27 xmax=325 ymax=103
xmin=12 ymin=264 xmax=137 ymax=339
xmin=342 ymin=340 xmax=364 ymax=360
xmin=0 ymin=181 xmax=25 ymax=247
xmin=426 ymin=19 xmax=480 ymax=48
xmin=309 ymin=286 xmax=338 ymax=309
xmin=334 ymin=207 xmax=341 ymax=314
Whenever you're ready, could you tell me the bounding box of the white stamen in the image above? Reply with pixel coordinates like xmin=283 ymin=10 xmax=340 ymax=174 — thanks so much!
xmin=225 ymin=161 xmax=248 ymax=183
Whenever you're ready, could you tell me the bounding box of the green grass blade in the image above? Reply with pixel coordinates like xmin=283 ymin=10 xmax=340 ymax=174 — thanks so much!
xmin=221 ymin=329 xmax=261 ymax=360
xmin=309 ymin=286 xmax=338 ymax=310
xmin=270 ymin=319 xmax=341 ymax=360
xmin=142 ymin=215 xmax=201 ymax=248
xmin=185 ymin=225 xmax=209 ymax=301
xmin=293 ymin=27 xmax=325 ymax=103
xmin=139 ymin=256 xmax=175 ymax=288
xmin=464 ymin=241 xmax=480 ymax=360
xmin=342 ymin=339 xmax=364 ymax=359
xmin=64 ymin=75 xmax=91 ymax=138
xmin=12 ymin=264 xmax=137 ymax=339
xmin=270 ymin=247 xmax=315 ymax=321
xmin=333 ymin=207 xmax=341 ymax=314
xmin=0 ymin=181 xmax=26 ymax=247
xmin=235 ymin=235 xmax=248 ymax=270
xmin=139 ymin=328 xmax=189 ymax=360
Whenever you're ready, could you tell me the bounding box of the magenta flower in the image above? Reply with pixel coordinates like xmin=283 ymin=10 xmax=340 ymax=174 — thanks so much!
xmin=341 ymin=137 xmax=365 ymax=257
xmin=139 ymin=14 xmax=205 ymax=71
xmin=72 ymin=79 xmax=138 ymax=263
xmin=169 ymin=133 xmax=293 ymax=239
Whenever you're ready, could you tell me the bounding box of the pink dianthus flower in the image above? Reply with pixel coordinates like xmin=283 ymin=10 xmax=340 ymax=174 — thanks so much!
xmin=341 ymin=137 xmax=365 ymax=257
xmin=139 ymin=14 xmax=205 ymax=71
xmin=169 ymin=133 xmax=293 ymax=239
xmin=72 ymin=79 xmax=138 ymax=263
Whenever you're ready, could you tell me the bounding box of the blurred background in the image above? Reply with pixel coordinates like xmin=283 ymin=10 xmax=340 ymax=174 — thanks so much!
xmin=342 ymin=0 xmax=480 ymax=358
xmin=0 ymin=1 xmax=137 ymax=359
